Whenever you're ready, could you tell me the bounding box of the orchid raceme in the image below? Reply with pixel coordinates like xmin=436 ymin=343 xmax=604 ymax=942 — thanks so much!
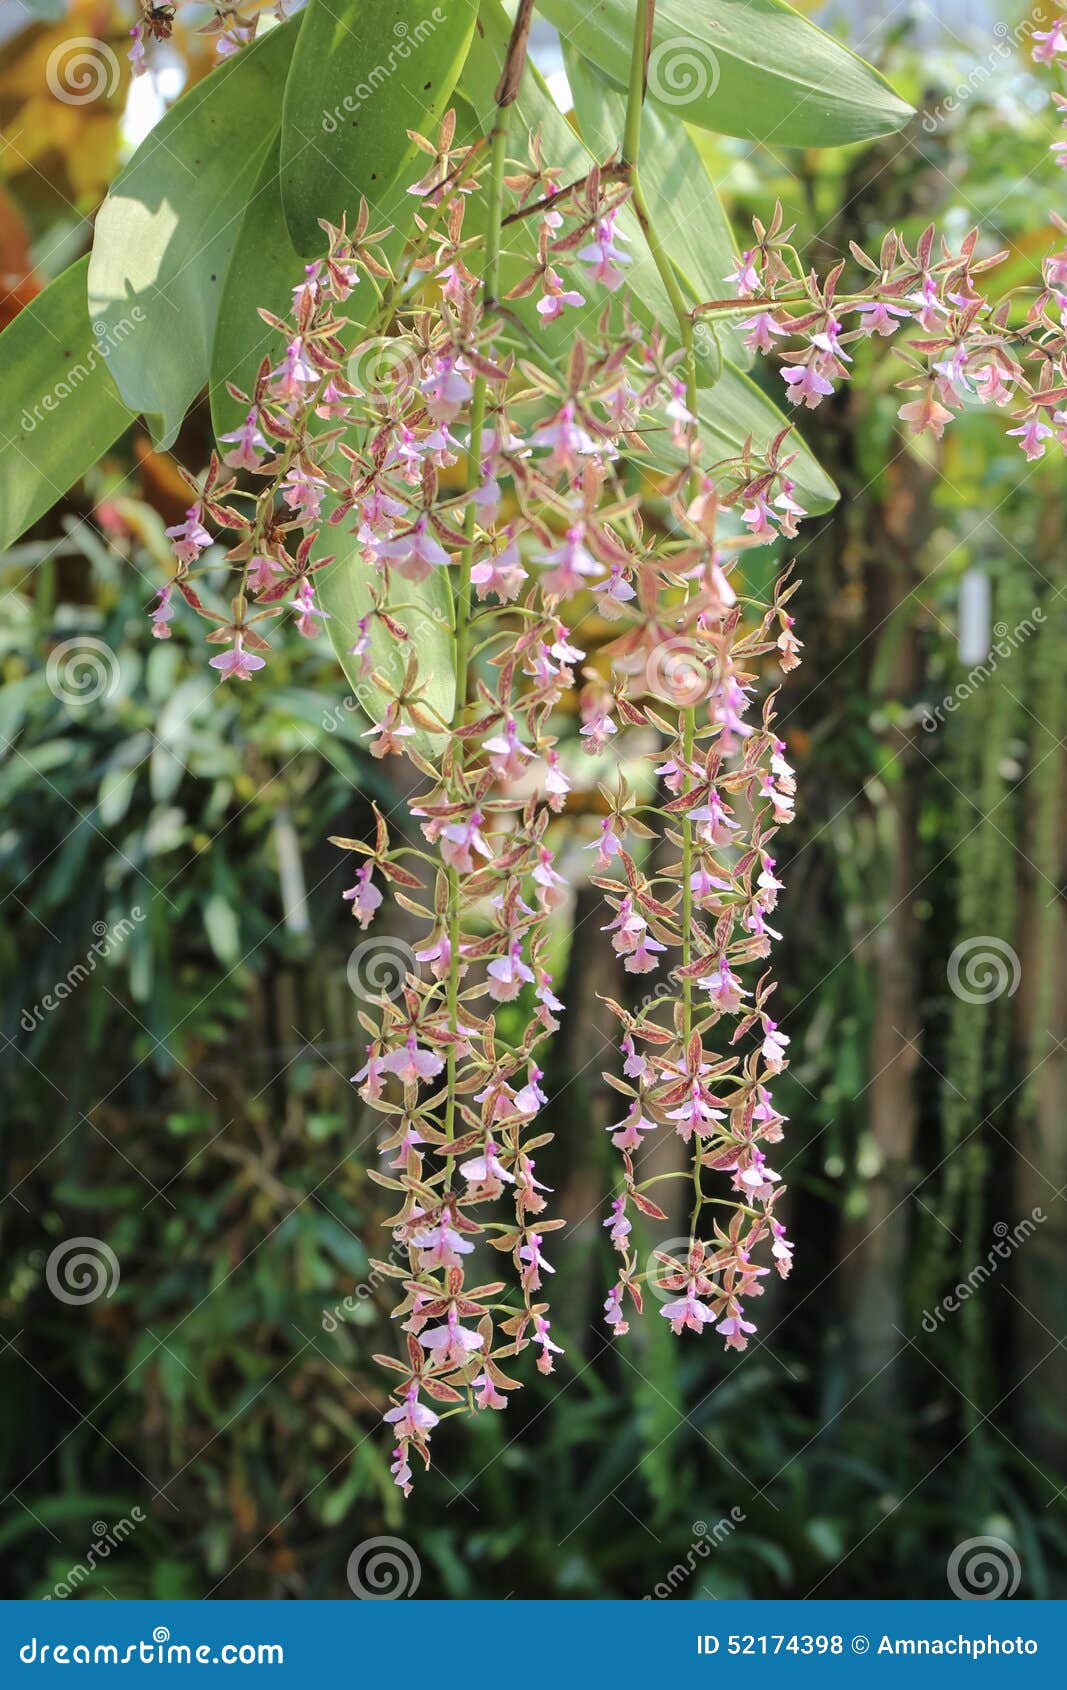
xmin=127 ymin=2 xmax=291 ymax=75
xmin=145 ymin=4 xmax=1067 ymax=1498
xmin=704 ymin=24 xmax=1067 ymax=466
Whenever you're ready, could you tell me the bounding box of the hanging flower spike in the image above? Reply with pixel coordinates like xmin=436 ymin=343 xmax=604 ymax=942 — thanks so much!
xmin=150 ymin=0 xmax=1067 ymax=1497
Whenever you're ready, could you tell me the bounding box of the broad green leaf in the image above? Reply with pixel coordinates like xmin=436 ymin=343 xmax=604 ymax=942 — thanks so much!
xmin=280 ymin=0 xmax=479 ymax=257
xmin=0 ymin=257 xmax=134 ymax=551
xmin=209 ymin=137 xmax=407 ymax=441
xmin=87 ymin=19 xmax=299 ymax=449
xmin=563 ymin=46 xmax=746 ymax=364
xmin=540 ymin=0 xmax=912 ymax=147
xmin=316 ymin=521 xmax=456 ymax=756
xmin=209 ymin=135 xmax=308 ymax=442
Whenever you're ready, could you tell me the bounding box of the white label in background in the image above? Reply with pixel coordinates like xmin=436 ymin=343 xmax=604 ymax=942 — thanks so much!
xmin=957 ymin=567 xmax=991 ymax=666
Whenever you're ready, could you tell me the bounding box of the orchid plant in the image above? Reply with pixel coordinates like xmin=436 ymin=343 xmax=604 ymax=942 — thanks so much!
xmin=7 ymin=0 xmax=1067 ymax=1499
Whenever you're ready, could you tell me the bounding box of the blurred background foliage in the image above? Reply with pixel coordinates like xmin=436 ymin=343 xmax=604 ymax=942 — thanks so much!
xmin=1 ymin=0 xmax=1066 ymax=1599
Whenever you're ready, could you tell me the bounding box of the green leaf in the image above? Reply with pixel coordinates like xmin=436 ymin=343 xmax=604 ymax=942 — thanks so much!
xmin=203 ymin=891 xmax=241 ymax=968
xmin=280 ymin=0 xmax=479 ymax=258
xmin=316 ymin=520 xmax=455 ymax=756
xmin=87 ymin=19 xmax=300 ymax=448
xmin=540 ymin=0 xmax=912 ymax=147
xmin=98 ymin=765 xmax=139 ymax=828
xmin=563 ymin=46 xmax=746 ymax=364
xmin=0 ymin=257 xmax=134 ymax=551
xmin=209 ymin=136 xmax=405 ymax=442
xmin=209 ymin=134 xmax=307 ymax=442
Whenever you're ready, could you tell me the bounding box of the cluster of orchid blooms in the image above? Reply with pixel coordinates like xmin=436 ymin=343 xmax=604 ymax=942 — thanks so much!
xmin=126 ymin=0 xmax=287 ymax=74
xmin=722 ymin=215 xmax=1067 ymax=466
xmin=146 ymin=20 xmax=1067 ymax=1496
